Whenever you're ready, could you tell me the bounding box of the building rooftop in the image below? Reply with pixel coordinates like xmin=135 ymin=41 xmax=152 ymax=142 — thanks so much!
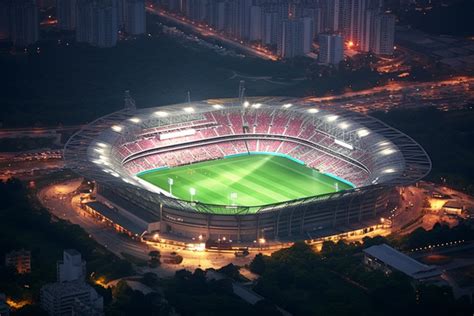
xmin=85 ymin=201 xmax=145 ymax=235
xmin=64 ymin=249 xmax=81 ymax=256
xmin=363 ymin=244 xmax=441 ymax=280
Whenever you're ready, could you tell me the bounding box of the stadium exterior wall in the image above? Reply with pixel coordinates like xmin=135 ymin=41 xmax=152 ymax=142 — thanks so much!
xmin=104 ymin=184 xmax=392 ymax=242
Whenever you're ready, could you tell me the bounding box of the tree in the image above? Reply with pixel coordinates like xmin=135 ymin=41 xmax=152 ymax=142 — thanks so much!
xmin=249 ymin=253 xmax=266 ymax=275
xmin=148 ymin=250 xmax=161 ymax=268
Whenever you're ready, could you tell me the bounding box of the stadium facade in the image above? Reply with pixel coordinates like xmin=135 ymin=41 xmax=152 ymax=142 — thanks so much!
xmin=64 ymin=97 xmax=431 ymax=242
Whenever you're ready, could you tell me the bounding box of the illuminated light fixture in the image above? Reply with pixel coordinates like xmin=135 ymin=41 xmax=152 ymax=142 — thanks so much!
xmin=154 ymin=111 xmax=168 ymax=117
xmin=252 ymin=103 xmax=262 ymax=108
xmin=383 ymin=168 xmax=396 ymax=174
xmin=334 ymin=139 xmax=354 ymax=150
xmin=338 ymin=122 xmax=350 ymax=129
xmin=380 ymin=148 xmax=396 ymax=155
xmin=102 ymin=169 xmax=110 ymax=173
xmin=129 ymin=117 xmax=141 ymax=123
xmin=96 ymin=142 xmax=107 ymax=148
xmin=243 ymin=101 xmax=250 ymax=108
xmin=92 ymin=159 xmax=103 ymax=165
xmin=94 ymin=148 xmax=104 ymax=153
xmin=357 ymin=129 xmax=370 ymax=137
xmin=111 ymin=125 xmax=122 ymax=132
xmin=378 ymin=141 xmax=390 ymax=146
xmin=282 ymin=103 xmax=293 ymax=108
xmin=307 ymin=108 xmax=319 ymax=113
xmin=212 ymin=104 xmax=223 ymax=109
xmin=326 ymin=115 xmax=338 ymax=122
xmin=184 ymin=107 xmax=195 ymax=113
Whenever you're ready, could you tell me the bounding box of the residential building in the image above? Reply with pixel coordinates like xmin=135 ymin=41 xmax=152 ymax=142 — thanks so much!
xmin=278 ymin=18 xmax=312 ymax=58
xmin=5 ymin=249 xmax=31 ymax=274
xmin=57 ymin=0 xmax=77 ymax=30
xmin=40 ymin=281 xmax=103 ymax=316
xmin=40 ymin=250 xmax=103 ymax=316
xmin=124 ymin=0 xmax=145 ymax=35
xmin=57 ymin=249 xmax=86 ymax=283
xmin=10 ymin=0 xmax=38 ymax=47
xmin=0 ymin=0 xmax=11 ymax=40
xmin=318 ymin=33 xmax=343 ymax=65
xmin=371 ymin=13 xmax=395 ymax=55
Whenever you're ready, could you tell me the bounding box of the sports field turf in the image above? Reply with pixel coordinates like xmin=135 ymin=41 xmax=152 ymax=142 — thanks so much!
xmin=137 ymin=154 xmax=353 ymax=209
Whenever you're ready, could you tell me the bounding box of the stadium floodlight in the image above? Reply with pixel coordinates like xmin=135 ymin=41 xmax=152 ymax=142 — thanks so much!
xmin=378 ymin=141 xmax=390 ymax=146
xmin=96 ymin=142 xmax=108 ymax=148
xmin=94 ymin=148 xmax=104 ymax=153
xmin=282 ymin=103 xmax=293 ymax=108
xmin=243 ymin=101 xmax=250 ymax=108
xmin=129 ymin=117 xmax=141 ymax=123
xmin=230 ymin=192 xmax=238 ymax=205
xmin=168 ymin=178 xmax=174 ymax=195
xmin=383 ymin=168 xmax=396 ymax=174
xmin=212 ymin=104 xmax=223 ymax=109
xmin=380 ymin=148 xmax=396 ymax=155
xmin=184 ymin=107 xmax=195 ymax=113
xmin=251 ymin=103 xmax=262 ymax=108
xmin=307 ymin=108 xmax=319 ymax=113
xmin=338 ymin=122 xmax=350 ymax=129
xmin=334 ymin=139 xmax=354 ymax=150
xmin=111 ymin=125 xmax=122 ymax=132
xmin=189 ymin=187 xmax=196 ymax=202
xmin=326 ymin=115 xmax=338 ymax=122
xmin=357 ymin=129 xmax=370 ymax=137
xmin=154 ymin=111 xmax=168 ymax=117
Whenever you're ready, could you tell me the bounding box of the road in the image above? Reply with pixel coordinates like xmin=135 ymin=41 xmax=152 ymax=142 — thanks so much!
xmin=146 ymin=6 xmax=278 ymax=61
xmin=307 ymin=76 xmax=474 ymax=113
xmin=37 ymin=178 xmax=258 ymax=277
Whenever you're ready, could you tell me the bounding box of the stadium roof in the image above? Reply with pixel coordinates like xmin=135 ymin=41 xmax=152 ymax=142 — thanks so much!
xmin=363 ymin=244 xmax=441 ymax=280
xmin=85 ymin=201 xmax=146 ymax=235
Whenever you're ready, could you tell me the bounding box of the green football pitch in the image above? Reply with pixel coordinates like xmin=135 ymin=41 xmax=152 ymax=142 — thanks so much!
xmin=137 ymin=154 xmax=353 ymax=210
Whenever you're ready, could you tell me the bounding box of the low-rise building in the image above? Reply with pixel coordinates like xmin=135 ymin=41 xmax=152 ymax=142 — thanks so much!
xmin=40 ymin=250 xmax=103 ymax=316
xmin=40 ymin=281 xmax=103 ymax=316
xmin=363 ymin=243 xmax=441 ymax=281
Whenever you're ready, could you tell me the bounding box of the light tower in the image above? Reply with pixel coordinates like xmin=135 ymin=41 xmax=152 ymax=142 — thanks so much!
xmin=124 ymin=90 xmax=136 ymax=110
xmin=168 ymin=178 xmax=173 ymax=195
xmin=238 ymin=80 xmax=245 ymax=105
xmin=186 ymin=91 xmax=191 ymax=104
xmin=189 ymin=187 xmax=196 ymax=202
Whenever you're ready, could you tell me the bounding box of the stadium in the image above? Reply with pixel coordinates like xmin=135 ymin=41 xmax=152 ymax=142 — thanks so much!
xmin=64 ymin=96 xmax=431 ymax=243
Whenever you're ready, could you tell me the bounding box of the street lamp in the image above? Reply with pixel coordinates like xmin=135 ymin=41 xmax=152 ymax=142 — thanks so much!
xmin=189 ymin=187 xmax=196 ymax=202
xmin=168 ymin=178 xmax=174 ymax=195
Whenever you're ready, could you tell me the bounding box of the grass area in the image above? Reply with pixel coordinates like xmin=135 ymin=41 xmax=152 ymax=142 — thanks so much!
xmin=138 ymin=154 xmax=353 ymax=210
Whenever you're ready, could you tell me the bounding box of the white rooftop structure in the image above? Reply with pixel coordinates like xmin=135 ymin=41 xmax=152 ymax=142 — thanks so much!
xmin=57 ymin=249 xmax=86 ymax=283
xmin=363 ymin=244 xmax=441 ymax=280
